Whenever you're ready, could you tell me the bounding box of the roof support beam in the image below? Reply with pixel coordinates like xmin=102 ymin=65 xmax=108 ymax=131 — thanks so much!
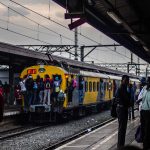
xmin=80 ymin=44 xmax=121 ymax=61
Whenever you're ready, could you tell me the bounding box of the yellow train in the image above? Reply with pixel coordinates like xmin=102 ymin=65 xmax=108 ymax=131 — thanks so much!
xmin=20 ymin=65 xmax=140 ymax=121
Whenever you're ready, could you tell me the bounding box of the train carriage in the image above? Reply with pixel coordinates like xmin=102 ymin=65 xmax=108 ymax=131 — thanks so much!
xmin=20 ymin=64 xmax=140 ymax=122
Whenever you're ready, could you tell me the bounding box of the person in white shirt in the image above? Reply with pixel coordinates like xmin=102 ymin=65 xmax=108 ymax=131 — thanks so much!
xmin=19 ymin=77 xmax=27 ymax=110
xmin=139 ymin=77 xmax=150 ymax=149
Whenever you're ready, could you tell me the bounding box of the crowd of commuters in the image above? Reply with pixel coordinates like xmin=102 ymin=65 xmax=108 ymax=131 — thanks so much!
xmin=0 ymin=80 xmax=11 ymax=122
xmin=1 ymin=73 xmax=150 ymax=149
xmin=115 ymin=75 xmax=150 ymax=150
xmin=18 ymin=74 xmax=63 ymax=110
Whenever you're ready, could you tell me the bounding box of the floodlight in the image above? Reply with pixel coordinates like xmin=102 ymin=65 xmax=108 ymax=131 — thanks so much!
xmin=143 ymin=46 xmax=149 ymax=52
xmin=107 ymin=11 xmax=122 ymax=24
xmin=130 ymin=34 xmax=139 ymax=41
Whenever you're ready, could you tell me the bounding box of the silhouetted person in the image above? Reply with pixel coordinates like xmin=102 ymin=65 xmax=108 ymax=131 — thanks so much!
xmin=68 ymin=75 xmax=77 ymax=103
xmin=128 ymin=83 xmax=135 ymax=120
xmin=25 ymin=75 xmax=34 ymax=107
xmin=141 ymin=77 xmax=150 ymax=150
xmin=0 ymin=85 xmax=4 ymax=122
xmin=116 ymin=75 xmax=130 ymax=148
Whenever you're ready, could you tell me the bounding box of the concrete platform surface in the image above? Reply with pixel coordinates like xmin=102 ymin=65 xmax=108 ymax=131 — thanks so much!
xmin=56 ymin=116 xmax=141 ymax=150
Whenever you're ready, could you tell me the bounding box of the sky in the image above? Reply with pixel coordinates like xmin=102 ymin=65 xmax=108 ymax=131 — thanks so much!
xmin=0 ymin=0 xmax=148 ymax=74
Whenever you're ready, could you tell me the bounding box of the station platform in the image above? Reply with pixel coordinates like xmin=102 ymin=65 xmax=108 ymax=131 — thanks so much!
xmin=56 ymin=112 xmax=142 ymax=150
xmin=3 ymin=105 xmax=20 ymax=117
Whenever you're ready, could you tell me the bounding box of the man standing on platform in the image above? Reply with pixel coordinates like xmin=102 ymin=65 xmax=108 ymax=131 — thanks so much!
xmin=116 ymin=75 xmax=130 ymax=148
xmin=0 ymin=84 xmax=4 ymax=122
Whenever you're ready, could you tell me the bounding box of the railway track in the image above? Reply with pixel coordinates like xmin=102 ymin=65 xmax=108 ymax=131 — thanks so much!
xmin=0 ymin=124 xmax=50 ymax=141
xmin=43 ymin=118 xmax=115 ymax=150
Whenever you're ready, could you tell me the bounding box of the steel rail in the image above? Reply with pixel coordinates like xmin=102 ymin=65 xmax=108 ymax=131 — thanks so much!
xmin=43 ymin=118 xmax=115 ymax=150
xmin=0 ymin=124 xmax=50 ymax=141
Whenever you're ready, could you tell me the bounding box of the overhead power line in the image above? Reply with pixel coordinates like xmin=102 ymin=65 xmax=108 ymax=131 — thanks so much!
xmin=0 ymin=1 xmax=134 ymax=63
xmin=10 ymin=0 xmax=101 ymax=44
xmin=9 ymin=0 xmax=132 ymax=60
xmin=0 ymin=1 xmax=77 ymax=44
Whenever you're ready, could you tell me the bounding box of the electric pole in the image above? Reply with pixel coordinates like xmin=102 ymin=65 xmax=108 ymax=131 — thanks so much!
xmin=74 ymin=27 xmax=78 ymax=60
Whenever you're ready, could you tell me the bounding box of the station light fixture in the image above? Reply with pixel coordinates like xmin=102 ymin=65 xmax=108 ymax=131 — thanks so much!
xmin=67 ymin=0 xmax=84 ymax=14
xmin=107 ymin=11 xmax=122 ymax=24
xmin=130 ymin=34 xmax=139 ymax=42
xmin=87 ymin=0 xmax=95 ymax=6
xmin=143 ymin=46 xmax=149 ymax=52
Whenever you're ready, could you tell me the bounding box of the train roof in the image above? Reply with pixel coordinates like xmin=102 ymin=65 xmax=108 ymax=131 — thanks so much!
xmin=52 ymin=55 xmax=139 ymax=79
xmin=80 ymin=70 xmax=109 ymax=78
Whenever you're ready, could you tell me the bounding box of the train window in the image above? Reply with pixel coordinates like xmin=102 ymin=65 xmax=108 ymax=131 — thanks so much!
xmin=85 ymin=81 xmax=88 ymax=92
xmin=93 ymin=82 xmax=96 ymax=92
xmin=97 ymin=82 xmax=99 ymax=91
xmin=89 ymin=82 xmax=92 ymax=92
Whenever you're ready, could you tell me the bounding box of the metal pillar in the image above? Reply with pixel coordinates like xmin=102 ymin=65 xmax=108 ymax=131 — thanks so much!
xmin=137 ymin=57 xmax=140 ymax=76
xmin=81 ymin=46 xmax=84 ymax=62
xmin=131 ymin=52 xmax=133 ymax=64
xmin=146 ymin=67 xmax=148 ymax=78
xmin=9 ymin=64 xmax=14 ymax=105
xmin=74 ymin=27 xmax=78 ymax=60
xmin=127 ymin=64 xmax=129 ymax=73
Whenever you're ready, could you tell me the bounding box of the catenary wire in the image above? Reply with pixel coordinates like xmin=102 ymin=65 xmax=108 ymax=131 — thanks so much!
xmin=0 ymin=1 xmax=77 ymax=44
xmin=0 ymin=1 xmax=132 ymax=62
xmin=9 ymin=0 xmax=132 ymax=60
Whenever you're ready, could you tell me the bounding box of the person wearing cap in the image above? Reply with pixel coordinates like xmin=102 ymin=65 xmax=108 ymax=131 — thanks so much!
xmin=116 ymin=75 xmax=130 ymax=148
xmin=140 ymin=77 xmax=150 ymax=149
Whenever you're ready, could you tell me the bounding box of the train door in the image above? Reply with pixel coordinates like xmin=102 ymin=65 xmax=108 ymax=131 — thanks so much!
xmin=100 ymin=78 xmax=105 ymax=101
xmin=67 ymin=75 xmax=79 ymax=107
xmin=78 ymin=75 xmax=85 ymax=104
xmin=107 ymin=79 xmax=113 ymax=99
xmin=113 ymin=80 xmax=116 ymax=97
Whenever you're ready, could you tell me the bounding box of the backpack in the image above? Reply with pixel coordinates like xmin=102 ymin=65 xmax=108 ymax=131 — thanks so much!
xmin=45 ymin=79 xmax=51 ymax=89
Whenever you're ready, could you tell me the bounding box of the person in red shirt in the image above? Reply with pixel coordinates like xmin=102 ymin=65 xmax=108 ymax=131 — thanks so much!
xmin=14 ymin=85 xmax=22 ymax=105
xmin=0 ymin=85 xmax=4 ymax=122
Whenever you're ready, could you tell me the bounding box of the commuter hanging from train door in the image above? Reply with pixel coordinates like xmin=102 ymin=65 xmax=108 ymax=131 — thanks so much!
xmin=79 ymin=75 xmax=85 ymax=104
xmin=25 ymin=75 xmax=34 ymax=107
xmin=53 ymin=75 xmax=62 ymax=103
xmin=37 ymin=78 xmax=44 ymax=104
xmin=35 ymin=75 xmax=41 ymax=104
xmin=43 ymin=74 xmax=53 ymax=105
xmin=19 ymin=76 xmax=27 ymax=110
xmin=68 ymin=75 xmax=77 ymax=103
xmin=33 ymin=80 xmax=38 ymax=105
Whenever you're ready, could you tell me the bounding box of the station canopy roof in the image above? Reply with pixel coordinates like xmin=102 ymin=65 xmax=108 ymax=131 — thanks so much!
xmin=53 ymin=0 xmax=150 ymax=63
